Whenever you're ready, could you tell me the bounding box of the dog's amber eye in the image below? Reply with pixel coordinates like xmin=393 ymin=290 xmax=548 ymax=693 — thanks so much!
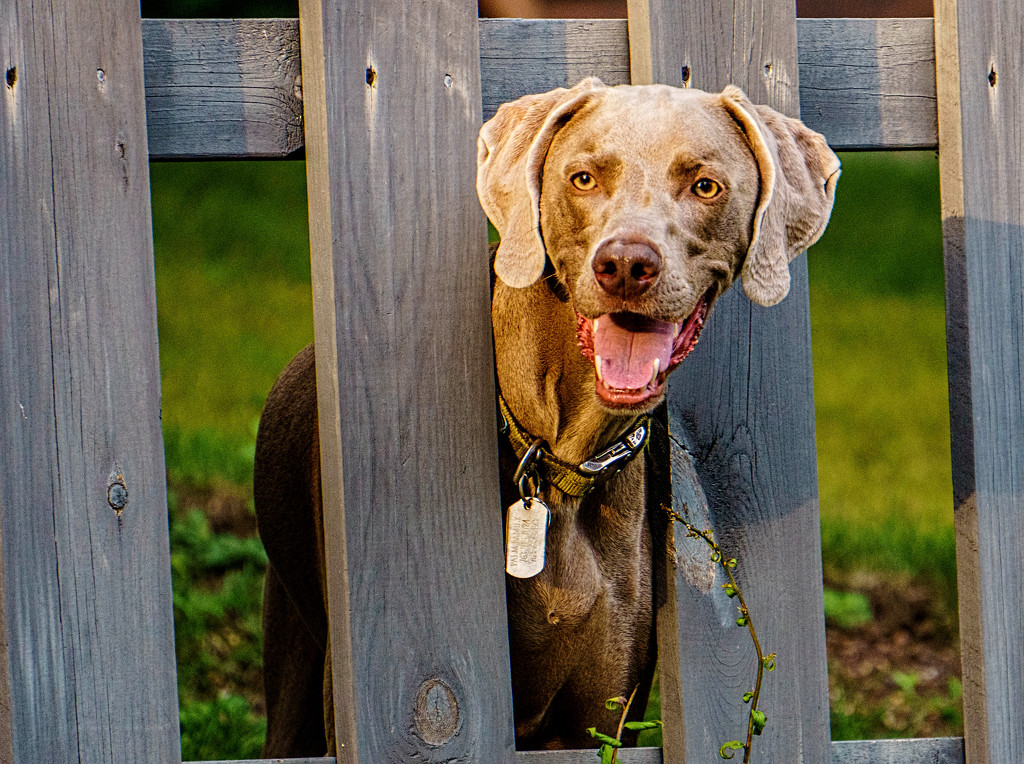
xmin=692 ymin=179 xmax=722 ymax=199
xmin=571 ymin=172 xmax=597 ymax=191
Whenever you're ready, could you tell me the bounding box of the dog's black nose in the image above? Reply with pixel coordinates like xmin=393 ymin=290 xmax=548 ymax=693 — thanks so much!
xmin=592 ymin=238 xmax=662 ymax=299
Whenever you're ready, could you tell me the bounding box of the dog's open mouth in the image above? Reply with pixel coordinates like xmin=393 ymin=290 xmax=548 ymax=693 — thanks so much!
xmin=576 ymin=289 xmax=712 ymax=406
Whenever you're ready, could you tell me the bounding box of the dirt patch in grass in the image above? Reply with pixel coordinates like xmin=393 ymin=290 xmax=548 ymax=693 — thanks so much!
xmin=171 ymin=479 xmax=267 ymax=719
xmin=175 ymin=480 xmax=258 ymax=537
xmin=826 ymin=572 xmax=963 ymax=740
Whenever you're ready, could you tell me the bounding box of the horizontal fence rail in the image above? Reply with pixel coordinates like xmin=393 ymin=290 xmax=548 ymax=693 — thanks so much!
xmin=189 ymin=737 xmax=966 ymax=764
xmin=831 ymin=737 xmax=965 ymax=763
xmin=142 ymin=17 xmax=937 ymax=160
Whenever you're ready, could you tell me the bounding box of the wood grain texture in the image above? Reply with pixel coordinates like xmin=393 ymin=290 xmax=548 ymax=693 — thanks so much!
xmin=142 ymin=18 xmax=304 ymax=159
xmin=478 ymin=18 xmax=631 ymax=119
xmin=0 ymin=520 xmax=11 ymax=763
xmin=935 ymin=0 xmax=1024 ymax=761
xmin=190 ymin=759 xmax=336 ymax=764
xmin=189 ymin=751 xmax=664 ymax=764
xmin=0 ymin=0 xmax=180 ymax=761
xmin=515 ymin=748 xmax=662 ymax=762
xmin=831 ymin=737 xmax=965 ymax=763
xmin=299 ymin=0 xmax=515 ymax=761
xmin=626 ymin=0 xmax=831 ymax=761
xmin=140 ymin=17 xmax=937 ymax=158
xmin=188 ymin=738 xmax=967 ymax=764
xmin=796 ymin=18 xmax=937 ymax=149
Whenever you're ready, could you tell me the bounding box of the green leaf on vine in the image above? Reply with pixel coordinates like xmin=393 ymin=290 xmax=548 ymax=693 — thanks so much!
xmin=751 ymin=709 xmax=767 ymax=735
xmin=624 ymin=720 xmax=663 ymax=731
xmin=604 ymin=696 xmax=627 ymax=711
xmin=719 ymin=740 xmax=745 ymax=759
xmin=587 ymin=730 xmax=622 ymax=748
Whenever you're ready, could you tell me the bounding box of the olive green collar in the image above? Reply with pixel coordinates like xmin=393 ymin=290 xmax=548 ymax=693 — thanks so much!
xmin=497 ymin=392 xmax=650 ymax=498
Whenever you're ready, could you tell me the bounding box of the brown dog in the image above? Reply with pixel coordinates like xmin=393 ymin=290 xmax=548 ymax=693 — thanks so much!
xmin=255 ymin=78 xmax=839 ymax=755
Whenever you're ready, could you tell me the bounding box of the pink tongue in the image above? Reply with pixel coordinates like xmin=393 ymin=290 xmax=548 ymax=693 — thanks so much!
xmin=594 ymin=315 xmax=675 ymax=390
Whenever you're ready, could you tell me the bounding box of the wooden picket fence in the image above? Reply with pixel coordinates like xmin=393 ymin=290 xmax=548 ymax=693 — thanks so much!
xmin=0 ymin=0 xmax=1020 ymax=761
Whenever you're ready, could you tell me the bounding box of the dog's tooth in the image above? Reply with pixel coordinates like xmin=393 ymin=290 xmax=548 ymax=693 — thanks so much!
xmin=674 ymin=322 xmax=683 ymax=337
xmin=649 ymin=358 xmax=660 ymax=387
xmin=595 ymin=355 xmax=604 ymax=382
xmin=593 ymin=317 xmax=600 ymax=335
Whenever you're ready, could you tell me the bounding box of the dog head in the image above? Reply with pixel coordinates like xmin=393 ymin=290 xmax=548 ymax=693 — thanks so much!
xmin=478 ymin=78 xmax=840 ymax=410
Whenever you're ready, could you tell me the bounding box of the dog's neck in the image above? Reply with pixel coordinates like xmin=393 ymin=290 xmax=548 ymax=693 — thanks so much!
xmin=492 ymin=277 xmax=639 ymax=467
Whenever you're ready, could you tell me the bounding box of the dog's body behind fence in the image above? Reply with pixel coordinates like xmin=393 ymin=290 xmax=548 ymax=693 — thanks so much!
xmin=255 ymin=78 xmax=839 ymax=755
xmin=255 ymin=342 xmax=658 ymax=754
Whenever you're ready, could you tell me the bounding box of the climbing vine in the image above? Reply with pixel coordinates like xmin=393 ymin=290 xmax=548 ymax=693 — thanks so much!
xmin=663 ymin=502 xmax=776 ymax=763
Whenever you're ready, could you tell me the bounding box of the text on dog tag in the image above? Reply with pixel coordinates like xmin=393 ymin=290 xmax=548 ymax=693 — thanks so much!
xmin=505 ymin=498 xmax=549 ymax=578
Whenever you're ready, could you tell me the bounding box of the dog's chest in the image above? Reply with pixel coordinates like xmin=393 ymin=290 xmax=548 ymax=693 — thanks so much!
xmin=502 ymin=460 xmax=651 ymax=646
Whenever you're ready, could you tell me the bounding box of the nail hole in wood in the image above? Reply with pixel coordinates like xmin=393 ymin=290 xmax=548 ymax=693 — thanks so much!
xmin=97 ymin=68 xmax=105 ymax=85
xmin=988 ymin=66 xmax=997 ymax=87
xmin=365 ymin=66 xmax=376 ymax=87
xmin=764 ymin=63 xmax=772 ymax=77
xmin=5 ymin=67 xmax=15 ymax=88
xmin=680 ymin=65 xmax=691 ymax=87
xmin=444 ymin=73 xmax=453 ymax=89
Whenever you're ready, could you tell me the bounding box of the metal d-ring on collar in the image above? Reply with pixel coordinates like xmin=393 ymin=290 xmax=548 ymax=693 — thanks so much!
xmin=514 ymin=437 xmax=545 ymax=505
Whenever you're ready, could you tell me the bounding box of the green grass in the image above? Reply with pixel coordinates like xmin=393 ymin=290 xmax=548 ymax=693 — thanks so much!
xmin=806 ymin=151 xmax=955 ymax=593
xmin=153 ymin=150 xmax=958 ymax=755
xmin=151 ymin=161 xmax=314 ymax=458
xmin=151 ymin=160 xmax=313 ymax=759
xmin=168 ymin=492 xmax=268 ymax=759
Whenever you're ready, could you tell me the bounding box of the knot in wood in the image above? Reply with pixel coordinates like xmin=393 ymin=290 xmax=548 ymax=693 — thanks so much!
xmin=413 ymin=677 xmax=459 ymax=746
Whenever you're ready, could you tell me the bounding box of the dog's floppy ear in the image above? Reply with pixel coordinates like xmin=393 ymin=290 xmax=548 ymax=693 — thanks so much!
xmin=720 ymin=86 xmax=841 ymax=306
xmin=477 ymin=78 xmax=606 ymax=288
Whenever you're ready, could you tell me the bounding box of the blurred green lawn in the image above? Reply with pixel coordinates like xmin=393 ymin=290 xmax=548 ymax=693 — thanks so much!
xmin=151 ymin=149 xmax=955 ymax=755
xmin=806 ymin=151 xmax=954 ymax=591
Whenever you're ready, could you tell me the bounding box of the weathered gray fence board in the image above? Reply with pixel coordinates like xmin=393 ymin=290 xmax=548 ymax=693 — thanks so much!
xmin=191 ymin=759 xmax=335 ymax=764
xmin=831 ymin=737 xmax=965 ymax=763
xmin=142 ymin=18 xmax=303 ymax=159
xmin=0 ymin=527 xmax=11 ymax=762
xmin=796 ymin=18 xmax=937 ymax=149
xmin=935 ymin=0 xmax=1024 ymax=762
xmin=0 ymin=0 xmax=180 ymax=762
xmin=627 ymin=0 xmax=831 ymax=762
xmin=140 ymin=17 xmax=936 ymax=159
xmin=190 ymin=750 xmax=665 ymax=764
xmin=478 ymin=18 xmax=631 ymax=118
xmin=189 ymin=737 xmax=968 ymax=764
xmin=516 ymin=748 xmax=662 ymax=762
xmin=300 ymin=0 xmax=515 ymax=761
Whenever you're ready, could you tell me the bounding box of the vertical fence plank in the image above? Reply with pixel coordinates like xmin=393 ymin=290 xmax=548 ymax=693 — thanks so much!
xmin=935 ymin=0 xmax=1024 ymax=761
xmin=0 ymin=527 xmax=11 ymax=763
xmin=627 ymin=1 xmax=831 ymax=761
xmin=0 ymin=0 xmax=180 ymax=762
xmin=298 ymin=0 xmax=516 ymax=761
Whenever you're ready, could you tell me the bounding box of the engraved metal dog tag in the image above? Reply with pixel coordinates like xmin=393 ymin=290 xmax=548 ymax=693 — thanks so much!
xmin=505 ymin=498 xmax=550 ymax=578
